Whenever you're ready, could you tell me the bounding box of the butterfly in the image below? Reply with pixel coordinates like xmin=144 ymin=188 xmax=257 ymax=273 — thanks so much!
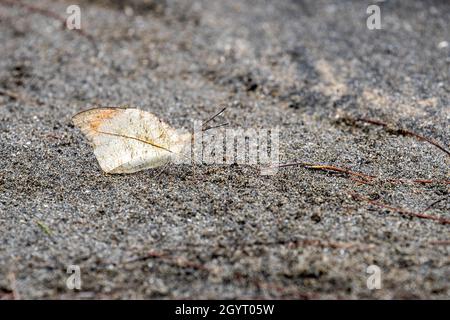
xmin=72 ymin=107 xmax=192 ymax=174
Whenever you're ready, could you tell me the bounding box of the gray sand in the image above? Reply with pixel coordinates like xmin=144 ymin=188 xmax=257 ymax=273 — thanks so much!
xmin=0 ymin=0 xmax=449 ymax=299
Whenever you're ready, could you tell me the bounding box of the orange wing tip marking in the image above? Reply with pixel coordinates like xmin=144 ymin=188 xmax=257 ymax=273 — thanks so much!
xmin=72 ymin=108 xmax=120 ymax=132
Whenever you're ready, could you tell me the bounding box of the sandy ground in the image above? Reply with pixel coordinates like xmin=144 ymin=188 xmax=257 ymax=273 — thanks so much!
xmin=0 ymin=0 xmax=449 ymax=299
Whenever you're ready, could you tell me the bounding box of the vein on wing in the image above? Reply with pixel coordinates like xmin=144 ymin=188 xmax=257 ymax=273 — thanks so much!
xmin=96 ymin=130 xmax=173 ymax=153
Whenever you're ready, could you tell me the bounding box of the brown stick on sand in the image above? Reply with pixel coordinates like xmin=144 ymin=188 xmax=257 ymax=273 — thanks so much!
xmin=343 ymin=116 xmax=450 ymax=157
xmin=349 ymin=191 xmax=450 ymax=225
xmin=424 ymin=195 xmax=449 ymax=211
xmin=275 ymin=162 xmax=450 ymax=185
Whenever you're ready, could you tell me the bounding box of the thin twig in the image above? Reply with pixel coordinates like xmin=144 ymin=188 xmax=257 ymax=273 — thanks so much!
xmin=275 ymin=162 xmax=449 ymax=185
xmin=202 ymin=122 xmax=229 ymax=132
xmin=137 ymin=238 xmax=374 ymax=256
xmin=124 ymin=237 xmax=375 ymax=266
xmin=126 ymin=250 xmax=210 ymax=271
xmin=349 ymin=191 xmax=450 ymax=225
xmin=277 ymin=162 xmax=374 ymax=181
xmin=0 ymin=89 xmax=20 ymax=100
xmin=244 ymin=239 xmax=375 ymax=251
xmin=429 ymin=240 xmax=450 ymax=245
xmin=424 ymin=195 xmax=449 ymax=211
xmin=202 ymin=106 xmax=227 ymax=130
xmin=343 ymin=116 xmax=450 ymax=157
xmin=7 ymin=272 xmax=20 ymax=300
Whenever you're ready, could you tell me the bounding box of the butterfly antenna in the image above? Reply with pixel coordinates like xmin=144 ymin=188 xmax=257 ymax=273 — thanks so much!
xmin=201 ymin=106 xmax=227 ymax=131
xmin=202 ymin=122 xmax=229 ymax=132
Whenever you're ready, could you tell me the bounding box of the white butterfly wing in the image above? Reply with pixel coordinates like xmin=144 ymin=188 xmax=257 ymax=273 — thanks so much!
xmin=73 ymin=107 xmax=189 ymax=174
